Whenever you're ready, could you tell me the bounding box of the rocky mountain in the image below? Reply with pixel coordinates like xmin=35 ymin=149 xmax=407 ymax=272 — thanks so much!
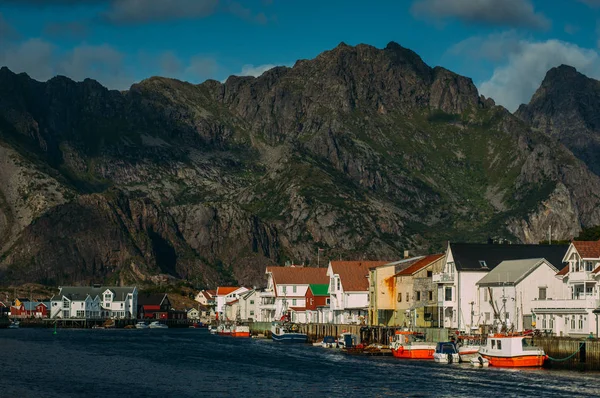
xmin=1 ymin=42 xmax=600 ymax=288
xmin=516 ymin=65 xmax=600 ymax=176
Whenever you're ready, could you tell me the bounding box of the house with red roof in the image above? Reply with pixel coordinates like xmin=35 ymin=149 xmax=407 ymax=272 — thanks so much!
xmin=194 ymin=290 xmax=215 ymax=307
xmin=263 ymin=266 xmax=328 ymax=323
xmin=327 ymin=260 xmax=392 ymax=324
xmin=215 ymin=286 xmax=249 ymax=320
xmin=532 ymin=239 xmax=600 ymax=337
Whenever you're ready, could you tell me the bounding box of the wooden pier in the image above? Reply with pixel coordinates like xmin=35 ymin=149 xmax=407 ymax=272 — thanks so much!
xmin=534 ymin=336 xmax=600 ymax=370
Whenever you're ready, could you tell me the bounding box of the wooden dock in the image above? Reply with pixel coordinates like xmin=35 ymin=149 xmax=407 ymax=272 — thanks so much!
xmin=534 ymin=336 xmax=600 ymax=370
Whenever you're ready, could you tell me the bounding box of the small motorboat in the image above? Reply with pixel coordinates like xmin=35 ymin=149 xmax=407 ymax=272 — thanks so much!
xmin=390 ymin=331 xmax=436 ymax=359
xmin=271 ymin=322 xmax=307 ymax=343
xmin=8 ymin=321 xmax=19 ymax=329
xmin=149 ymin=321 xmax=168 ymax=329
xmin=479 ymin=333 xmax=546 ymax=367
xmin=456 ymin=335 xmax=483 ymax=362
xmin=470 ymin=356 xmax=490 ymax=367
xmin=313 ymin=336 xmax=337 ymax=348
xmin=433 ymin=342 xmax=460 ymax=364
xmin=135 ymin=321 xmax=149 ymax=329
xmin=208 ymin=325 xmax=217 ymax=335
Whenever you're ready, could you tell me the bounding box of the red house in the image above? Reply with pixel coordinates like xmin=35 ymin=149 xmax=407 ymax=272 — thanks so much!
xmin=10 ymin=302 xmax=49 ymax=318
xmin=305 ymin=284 xmax=330 ymax=323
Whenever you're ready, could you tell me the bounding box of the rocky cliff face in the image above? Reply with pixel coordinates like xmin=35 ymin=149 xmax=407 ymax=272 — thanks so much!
xmin=1 ymin=43 xmax=600 ymax=287
xmin=516 ymin=65 xmax=600 ymax=176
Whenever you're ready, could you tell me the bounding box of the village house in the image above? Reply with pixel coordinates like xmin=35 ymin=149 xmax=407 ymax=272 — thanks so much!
xmin=433 ymin=242 xmax=568 ymax=331
xmin=328 ymin=261 xmax=391 ymax=325
xmin=187 ymin=307 xmax=200 ymax=320
xmin=263 ymin=265 xmax=329 ymax=323
xmin=137 ymin=293 xmax=171 ymax=319
xmin=214 ymin=286 xmax=250 ymax=320
xmin=394 ymin=254 xmax=445 ymax=328
xmin=532 ymin=239 xmax=600 ymax=337
xmin=305 ymin=284 xmax=330 ymax=323
xmin=239 ymin=289 xmax=259 ymax=322
xmin=477 ymin=258 xmax=563 ymax=332
xmin=51 ymin=286 xmax=137 ymax=319
xmin=10 ymin=300 xmax=50 ymax=318
xmin=195 ymin=290 xmax=216 ymax=307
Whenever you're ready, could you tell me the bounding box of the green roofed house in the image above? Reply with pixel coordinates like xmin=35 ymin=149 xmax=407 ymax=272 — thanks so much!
xmin=306 ymin=284 xmax=330 ymax=324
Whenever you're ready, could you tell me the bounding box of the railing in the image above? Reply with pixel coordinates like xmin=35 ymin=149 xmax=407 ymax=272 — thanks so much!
xmin=568 ymin=271 xmax=594 ymax=282
xmin=432 ymin=273 xmax=454 ymax=283
xmin=533 ymin=297 xmax=600 ymax=310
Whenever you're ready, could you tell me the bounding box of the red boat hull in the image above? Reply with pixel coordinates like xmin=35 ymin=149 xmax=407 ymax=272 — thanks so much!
xmin=231 ymin=331 xmax=250 ymax=338
xmin=481 ymin=354 xmax=546 ymax=367
xmin=392 ymin=347 xmax=435 ymax=359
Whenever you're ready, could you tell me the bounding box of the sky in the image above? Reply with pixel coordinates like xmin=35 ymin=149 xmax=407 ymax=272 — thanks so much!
xmin=0 ymin=0 xmax=599 ymax=111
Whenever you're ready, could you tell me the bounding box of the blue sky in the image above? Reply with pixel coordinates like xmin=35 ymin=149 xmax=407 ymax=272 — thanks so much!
xmin=1 ymin=0 xmax=599 ymax=111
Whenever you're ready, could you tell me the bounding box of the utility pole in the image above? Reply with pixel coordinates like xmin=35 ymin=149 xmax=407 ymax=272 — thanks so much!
xmin=469 ymin=301 xmax=475 ymax=331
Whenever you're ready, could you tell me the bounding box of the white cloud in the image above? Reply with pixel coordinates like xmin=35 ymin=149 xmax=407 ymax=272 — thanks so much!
xmin=477 ymin=39 xmax=600 ymax=111
xmin=448 ymin=30 xmax=523 ymax=62
xmin=237 ymin=63 xmax=277 ymax=77
xmin=411 ymin=0 xmax=550 ymax=29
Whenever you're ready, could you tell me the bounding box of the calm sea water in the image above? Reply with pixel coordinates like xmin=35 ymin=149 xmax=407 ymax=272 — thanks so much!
xmin=1 ymin=328 xmax=599 ymax=397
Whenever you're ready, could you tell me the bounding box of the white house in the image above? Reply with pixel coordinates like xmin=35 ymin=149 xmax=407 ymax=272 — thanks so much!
xmin=433 ymin=242 xmax=569 ymax=331
xmin=476 ymin=258 xmax=563 ymax=332
xmin=239 ymin=289 xmax=259 ymax=322
xmin=215 ymin=286 xmax=249 ymax=320
xmin=195 ymin=290 xmax=215 ymax=307
xmin=532 ymin=239 xmax=600 ymax=337
xmin=50 ymin=286 xmax=138 ymax=319
xmin=263 ymin=265 xmax=329 ymax=323
xmin=187 ymin=308 xmax=200 ymax=320
xmin=328 ymin=261 xmax=390 ymax=325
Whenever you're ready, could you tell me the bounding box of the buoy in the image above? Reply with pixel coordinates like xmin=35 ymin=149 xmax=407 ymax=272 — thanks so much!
xmin=53 ymin=322 xmax=57 ymax=335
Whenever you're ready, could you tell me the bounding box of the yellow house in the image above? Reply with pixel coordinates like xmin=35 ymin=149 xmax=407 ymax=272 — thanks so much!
xmin=394 ymin=254 xmax=445 ymax=328
xmin=368 ymin=262 xmax=397 ymax=326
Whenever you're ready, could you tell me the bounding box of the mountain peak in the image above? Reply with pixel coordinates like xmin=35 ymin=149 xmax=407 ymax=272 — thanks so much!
xmin=541 ymin=64 xmax=583 ymax=85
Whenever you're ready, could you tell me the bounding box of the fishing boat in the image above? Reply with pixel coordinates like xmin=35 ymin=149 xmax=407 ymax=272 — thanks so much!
xmin=457 ymin=335 xmax=484 ymax=362
xmin=217 ymin=323 xmax=232 ymax=336
xmin=478 ymin=333 xmax=546 ymax=367
xmin=148 ymin=321 xmax=168 ymax=329
xmin=271 ymin=322 xmax=307 ymax=343
xmin=135 ymin=321 xmax=149 ymax=329
xmin=433 ymin=342 xmax=460 ymax=364
xmin=390 ymin=331 xmax=436 ymax=359
xmin=231 ymin=324 xmax=250 ymax=338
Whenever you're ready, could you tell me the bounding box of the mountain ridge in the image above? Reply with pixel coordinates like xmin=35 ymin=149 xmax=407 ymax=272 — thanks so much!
xmin=1 ymin=42 xmax=599 ymax=287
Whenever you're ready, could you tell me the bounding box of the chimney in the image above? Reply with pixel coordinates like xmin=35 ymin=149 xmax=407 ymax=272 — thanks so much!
xmin=404 ymin=250 xmax=409 ymax=259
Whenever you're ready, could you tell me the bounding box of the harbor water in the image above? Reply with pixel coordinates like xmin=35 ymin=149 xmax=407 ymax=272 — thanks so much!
xmin=2 ymin=328 xmax=600 ymax=397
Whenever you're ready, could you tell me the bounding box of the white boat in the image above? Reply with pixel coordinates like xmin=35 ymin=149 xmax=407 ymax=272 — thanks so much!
xmin=479 ymin=333 xmax=546 ymax=367
xmin=457 ymin=335 xmax=483 ymax=362
xmin=313 ymin=336 xmax=337 ymax=348
xmin=208 ymin=325 xmax=217 ymax=335
xmin=470 ymin=356 xmax=490 ymax=367
xmin=8 ymin=321 xmax=19 ymax=329
xmin=271 ymin=322 xmax=307 ymax=343
xmin=433 ymin=342 xmax=460 ymax=364
xmin=135 ymin=321 xmax=149 ymax=329
xmin=149 ymin=321 xmax=168 ymax=329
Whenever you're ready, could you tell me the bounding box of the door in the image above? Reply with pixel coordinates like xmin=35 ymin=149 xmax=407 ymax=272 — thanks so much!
xmin=523 ymin=315 xmax=533 ymax=330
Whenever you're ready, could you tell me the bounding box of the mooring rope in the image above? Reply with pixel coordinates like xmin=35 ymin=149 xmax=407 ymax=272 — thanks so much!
xmin=546 ymin=342 xmax=585 ymax=362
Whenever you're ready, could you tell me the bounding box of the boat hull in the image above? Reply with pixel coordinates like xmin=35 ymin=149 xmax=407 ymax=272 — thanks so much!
xmin=272 ymin=333 xmax=307 ymax=343
xmin=480 ymin=354 xmax=546 ymax=367
xmin=232 ymin=331 xmax=250 ymax=338
xmin=392 ymin=346 xmax=435 ymax=359
xmin=433 ymin=353 xmax=460 ymax=363
xmin=458 ymin=348 xmax=479 ymax=362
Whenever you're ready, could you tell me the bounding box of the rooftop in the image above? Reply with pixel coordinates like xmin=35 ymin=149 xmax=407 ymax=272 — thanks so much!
xmin=477 ymin=258 xmax=555 ymax=286
xmin=330 ymin=261 xmax=392 ymax=291
xmin=572 ymin=240 xmax=600 ymax=259
xmin=395 ymin=254 xmax=444 ymax=276
xmin=266 ymin=266 xmax=328 ymax=285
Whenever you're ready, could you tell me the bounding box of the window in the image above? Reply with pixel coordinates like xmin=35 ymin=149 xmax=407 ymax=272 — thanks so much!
xmin=542 ymin=315 xmax=547 ymax=329
xmin=76 ymin=310 xmax=85 ymax=318
xmin=427 ymin=271 xmax=433 ymax=277
xmin=337 ymin=279 xmax=341 ymax=290
xmin=428 ymin=291 xmax=433 ymax=301
xmin=445 ymin=287 xmax=452 ymax=301
xmin=326 ymin=298 xmax=330 ymax=305
xmin=292 ymin=299 xmax=297 ymax=306
xmin=63 ymin=310 xmax=70 ymax=318
xmin=293 ymin=286 xmax=297 ymax=293
xmin=497 ymin=340 xmax=502 ymax=350
xmin=63 ymin=300 xmax=69 ymax=309
xmin=491 ymin=340 xmax=495 ymax=349
xmin=406 ymin=292 xmax=409 ymax=302
xmin=120 ymin=303 xmax=124 ymax=308
xmin=571 ymin=318 xmax=576 ymax=330
xmin=397 ymin=293 xmax=402 ymax=302
xmin=483 ymin=289 xmax=488 ymax=303
xmin=416 ymin=291 xmax=421 ymax=301
xmin=585 ymin=261 xmax=594 ymax=272
xmin=538 ymin=288 xmax=547 ymax=300
xmin=104 ymin=294 xmax=111 ymax=302
xmin=579 ymin=316 xmax=584 ymax=330
xmin=282 ymin=286 xmax=287 ymax=293
xmin=250 ymin=311 xmax=254 ymax=316
xmin=250 ymin=300 xmax=254 ymax=305
xmin=549 ymin=317 xmax=554 ymax=329
xmin=485 ymin=312 xmax=490 ymax=322
xmin=479 ymin=260 xmax=488 ymax=269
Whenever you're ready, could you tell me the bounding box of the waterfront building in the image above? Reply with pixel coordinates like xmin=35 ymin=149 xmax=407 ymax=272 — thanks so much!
xmin=194 ymin=290 xmax=215 ymax=307
xmin=215 ymin=286 xmax=250 ymax=320
xmin=305 ymin=284 xmax=330 ymax=323
xmin=394 ymin=254 xmax=445 ymax=328
xmin=186 ymin=308 xmax=200 ymax=320
xmin=532 ymin=239 xmax=600 ymax=337
xmin=10 ymin=301 xmax=50 ymax=318
xmin=328 ymin=261 xmax=391 ymax=325
xmin=367 ymin=256 xmax=423 ymax=326
xmin=433 ymin=242 xmax=568 ymax=331
xmin=239 ymin=289 xmax=259 ymax=322
xmin=477 ymin=258 xmax=563 ymax=332
xmin=51 ymin=286 xmax=137 ymax=319
xmin=137 ymin=293 xmax=171 ymax=319
xmin=263 ymin=265 xmax=328 ymax=323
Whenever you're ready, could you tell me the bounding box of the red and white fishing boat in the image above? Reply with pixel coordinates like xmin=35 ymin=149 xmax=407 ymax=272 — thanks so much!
xmin=231 ymin=325 xmax=250 ymax=338
xmin=390 ymin=331 xmax=436 ymax=359
xmin=457 ymin=335 xmax=484 ymax=362
xmin=478 ymin=333 xmax=546 ymax=367
xmin=217 ymin=324 xmax=232 ymax=336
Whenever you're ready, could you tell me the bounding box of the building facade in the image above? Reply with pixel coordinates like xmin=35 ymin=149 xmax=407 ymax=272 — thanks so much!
xmin=51 ymin=286 xmax=137 ymax=319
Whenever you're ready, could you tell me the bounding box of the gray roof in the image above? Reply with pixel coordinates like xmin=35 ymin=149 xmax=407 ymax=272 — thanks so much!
xmin=476 ymin=258 xmax=556 ymax=286
xmin=51 ymin=286 xmax=136 ymax=302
